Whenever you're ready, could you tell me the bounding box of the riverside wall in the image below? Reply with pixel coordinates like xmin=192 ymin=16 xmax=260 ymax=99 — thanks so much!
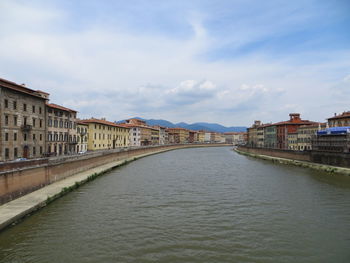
xmin=0 ymin=144 xmax=229 ymax=205
xmin=236 ymin=146 xmax=311 ymax=162
xmin=236 ymin=146 xmax=350 ymax=175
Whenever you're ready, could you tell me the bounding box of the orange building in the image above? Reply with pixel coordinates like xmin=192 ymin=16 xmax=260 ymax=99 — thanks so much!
xmin=275 ymin=113 xmax=317 ymax=150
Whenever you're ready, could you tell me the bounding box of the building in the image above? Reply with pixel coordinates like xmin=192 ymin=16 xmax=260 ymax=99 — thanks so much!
xmin=204 ymin=132 xmax=211 ymax=142
xmin=312 ymin=127 xmax=350 ymax=153
xmin=297 ymin=123 xmax=326 ymax=151
xmin=275 ymin=113 xmax=317 ymax=150
xmin=167 ymin=128 xmax=190 ymax=144
xmin=81 ymin=118 xmax=130 ymax=150
xmin=46 ymin=103 xmax=78 ymax=156
xmin=287 ymin=132 xmax=298 ymax=150
xmin=197 ymin=131 xmax=205 ymax=143
xmin=327 ymin=111 xmax=350 ymax=127
xmin=264 ymin=125 xmax=277 ymax=148
xmin=76 ymin=121 xmax=88 ymax=153
xmin=224 ymin=132 xmax=246 ymax=145
xmin=121 ymin=118 xmax=158 ymax=146
xmin=154 ymin=126 xmax=167 ymax=145
xmin=0 ymin=78 xmax=47 ymax=161
xmin=257 ymin=125 xmax=267 ymax=148
xmin=247 ymin=120 xmax=262 ymax=147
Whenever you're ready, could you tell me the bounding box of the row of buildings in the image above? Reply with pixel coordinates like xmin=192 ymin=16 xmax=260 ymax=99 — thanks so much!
xmin=0 ymin=77 xmax=246 ymax=162
xmin=247 ymin=112 xmax=350 ymax=153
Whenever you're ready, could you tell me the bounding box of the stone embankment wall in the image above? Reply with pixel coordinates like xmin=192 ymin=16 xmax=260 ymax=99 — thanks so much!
xmin=237 ymin=146 xmax=311 ymax=162
xmin=0 ymin=144 xmax=228 ymax=205
xmin=236 ymin=146 xmax=350 ymax=175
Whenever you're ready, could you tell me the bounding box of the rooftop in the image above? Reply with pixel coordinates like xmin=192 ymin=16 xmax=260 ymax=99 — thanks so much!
xmin=0 ymin=77 xmax=49 ymax=99
xmin=328 ymin=111 xmax=350 ymax=120
xmin=46 ymin=103 xmax=77 ymax=113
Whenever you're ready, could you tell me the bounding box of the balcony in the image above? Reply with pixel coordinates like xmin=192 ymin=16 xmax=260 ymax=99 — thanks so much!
xmin=21 ymin=125 xmax=32 ymax=132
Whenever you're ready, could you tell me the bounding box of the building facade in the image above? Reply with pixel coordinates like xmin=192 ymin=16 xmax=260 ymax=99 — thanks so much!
xmin=327 ymin=111 xmax=350 ymax=127
xmin=167 ymin=128 xmax=190 ymax=144
xmin=77 ymin=121 xmax=88 ymax=153
xmin=264 ymin=125 xmax=276 ymax=148
xmin=82 ymin=118 xmax=130 ymax=150
xmin=312 ymin=127 xmax=350 ymax=153
xmin=46 ymin=103 xmax=78 ymax=156
xmin=297 ymin=123 xmax=326 ymax=151
xmin=275 ymin=113 xmax=317 ymax=150
xmin=0 ymin=78 xmax=47 ymax=161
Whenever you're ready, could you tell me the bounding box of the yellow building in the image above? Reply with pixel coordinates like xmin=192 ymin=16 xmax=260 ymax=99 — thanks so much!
xmin=297 ymin=123 xmax=326 ymax=151
xmin=197 ymin=131 xmax=205 ymax=142
xmin=287 ymin=132 xmax=298 ymax=150
xmin=167 ymin=128 xmax=189 ymax=144
xmin=80 ymin=118 xmax=130 ymax=151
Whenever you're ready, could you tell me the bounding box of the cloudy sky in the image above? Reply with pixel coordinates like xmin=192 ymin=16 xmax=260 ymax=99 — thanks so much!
xmin=0 ymin=0 xmax=349 ymax=126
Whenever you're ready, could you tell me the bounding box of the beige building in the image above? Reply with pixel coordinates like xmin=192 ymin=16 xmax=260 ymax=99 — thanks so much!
xmin=297 ymin=123 xmax=326 ymax=151
xmin=287 ymin=132 xmax=298 ymax=150
xmin=327 ymin=111 xmax=350 ymax=127
xmin=247 ymin=120 xmax=261 ymax=147
xmin=0 ymin=78 xmax=47 ymax=161
xmin=46 ymin=103 xmax=78 ymax=156
xmin=77 ymin=121 xmax=88 ymax=153
xmin=81 ymin=118 xmax=130 ymax=150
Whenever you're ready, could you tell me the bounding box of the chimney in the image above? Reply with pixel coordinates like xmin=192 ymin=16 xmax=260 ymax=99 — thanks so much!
xmin=334 ymin=113 xmax=337 ymax=116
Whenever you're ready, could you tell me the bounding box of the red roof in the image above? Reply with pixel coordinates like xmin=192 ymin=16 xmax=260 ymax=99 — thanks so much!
xmin=273 ymin=120 xmax=317 ymax=126
xmin=0 ymin=77 xmax=48 ymax=99
xmin=80 ymin=118 xmax=130 ymax=129
xmin=46 ymin=103 xmax=77 ymax=113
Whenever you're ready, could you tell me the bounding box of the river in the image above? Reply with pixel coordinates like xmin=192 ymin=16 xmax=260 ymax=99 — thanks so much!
xmin=1 ymin=146 xmax=350 ymax=262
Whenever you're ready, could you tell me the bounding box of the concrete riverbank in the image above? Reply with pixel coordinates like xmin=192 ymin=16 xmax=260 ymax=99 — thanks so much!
xmin=0 ymin=144 xmax=229 ymax=232
xmin=234 ymin=148 xmax=350 ymax=176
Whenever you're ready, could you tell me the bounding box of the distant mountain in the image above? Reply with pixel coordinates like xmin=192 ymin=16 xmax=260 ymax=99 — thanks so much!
xmin=116 ymin=117 xmax=247 ymax=133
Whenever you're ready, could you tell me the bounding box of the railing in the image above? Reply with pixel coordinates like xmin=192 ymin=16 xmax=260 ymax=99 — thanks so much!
xmin=21 ymin=125 xmax=32 ymax=132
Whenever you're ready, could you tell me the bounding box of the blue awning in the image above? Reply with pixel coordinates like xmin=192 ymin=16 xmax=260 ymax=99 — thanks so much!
xmin=317 ymin=126 xmax=350 ymax=135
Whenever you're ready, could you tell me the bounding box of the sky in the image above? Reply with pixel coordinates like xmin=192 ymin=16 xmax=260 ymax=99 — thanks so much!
xmin=0 ymin=0 xmax=349 ymax=126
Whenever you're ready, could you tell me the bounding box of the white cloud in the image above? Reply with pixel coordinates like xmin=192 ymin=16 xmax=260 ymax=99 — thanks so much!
xmin=0 ymin=0 xmax=349 ymax=126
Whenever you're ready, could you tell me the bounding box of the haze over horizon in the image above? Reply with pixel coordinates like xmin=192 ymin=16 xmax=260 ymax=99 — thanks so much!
xmin=0 ymin=0 xmax=349 ymax=126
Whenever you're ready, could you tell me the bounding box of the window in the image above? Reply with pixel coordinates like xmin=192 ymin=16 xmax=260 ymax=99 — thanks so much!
xmin=33 ymin=147 xmax=36 ymax=155
xmin=48 ymin=118 xmax=52 ymax=127
xmin=14 ymin=148 xmax=18 ymax=158
xmin=14 ymin=116 xmax=17 ymax=126
xmin=4 ymin=99 xmax=8 ymax=108
xmin=24 ymin=133 xmax=27 ymax=141
xmin=32 ymin=105 xmax=35 ymax=113
xmin=14 ymin=133 xmax=17 ymax=141
xmin=40 ymin=146 xmax=43 ymax=155
xmin=13 ymin=101 xmax=17 ymax=110
xmin=54 ymin=120 xmax=58 ymax=127
xmin=5 ymin=133 xmax=9 ymax=141
xmin=40 ymin=119 xmax=42 ymax=128
xmin=24 ymin=117 xmax=27 ymax=125
xmin=59 ymin=120 xmax=63 ymax=128
xmin=5 ymin=115 xmax=8 ymax=125
xmin=32 ymin=118 xmax=36 ymax=127
xmin=33 ymin=133 xmax=36 ymax=140
xmin=40 ymin=134 xmax=42 ymax=141
xmin=5 ymin=148 xmax=9 ymax=159
xmin=23 ymin=103 xmax=27 ymax=111
xmin=39 ymin=107 xmax=42 ymax=114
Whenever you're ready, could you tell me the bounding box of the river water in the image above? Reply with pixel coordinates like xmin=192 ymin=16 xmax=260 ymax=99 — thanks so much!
xmin=1 ymin=147 xmax=350 ymax=262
